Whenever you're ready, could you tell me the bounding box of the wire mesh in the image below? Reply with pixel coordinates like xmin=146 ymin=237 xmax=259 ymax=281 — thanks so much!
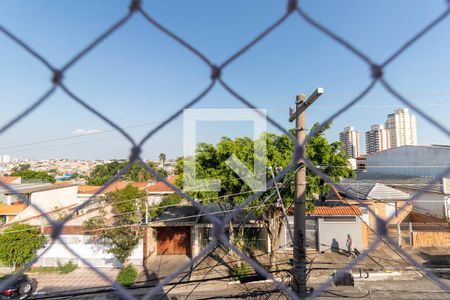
xmin=0 ymin=0 xmax=449 ymax=299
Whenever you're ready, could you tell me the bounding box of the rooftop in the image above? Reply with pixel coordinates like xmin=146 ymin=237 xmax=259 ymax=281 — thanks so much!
xmin=339 ymin=180 xmax=411 ymax=201
xmin=0 ymin=203 xmax=27 ymax=215
xmin=307 ymin=205 xmax=361 ymax=216
xmin=146 ymin=175 xmax=177 ymax=194
xmin=0 ymin=176 xmax=21 ymax=184
xmin=353 ymin=173 xmax=449 ymax=194
xmin=0 ymin=183 xmax=77 ymax=195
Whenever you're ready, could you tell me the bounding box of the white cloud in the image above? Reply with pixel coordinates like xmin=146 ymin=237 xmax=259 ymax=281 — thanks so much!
xmin=72 ymin=129 xmax=103 ymax=135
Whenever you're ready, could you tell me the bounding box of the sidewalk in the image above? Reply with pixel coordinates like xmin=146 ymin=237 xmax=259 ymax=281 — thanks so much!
xmin=29 ymin=267 xmax=120 ymax=294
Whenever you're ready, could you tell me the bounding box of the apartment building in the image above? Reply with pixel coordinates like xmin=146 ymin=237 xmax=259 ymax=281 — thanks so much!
xmin=339 ymin=126 xmax=360 ymax=158
xmin=365 ymin=124 xmax=390 ymax=154
xmin=386 ymin=108 xmax=417 ymax=148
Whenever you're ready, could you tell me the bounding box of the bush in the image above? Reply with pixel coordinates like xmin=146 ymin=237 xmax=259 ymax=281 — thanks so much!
xmin=30 ymin=261 xmax=78 ymax=274
xmin=0 ymin=224 xmax=45 ymax=267
xmin=116 ymin=265 xmax=138 ymax=287
xmin=230 ymin=263 xmax=252 ymax=280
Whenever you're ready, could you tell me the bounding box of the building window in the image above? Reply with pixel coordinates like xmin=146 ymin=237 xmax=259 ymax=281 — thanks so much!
xmin=323 ymin=216 xmax=356 ymax=223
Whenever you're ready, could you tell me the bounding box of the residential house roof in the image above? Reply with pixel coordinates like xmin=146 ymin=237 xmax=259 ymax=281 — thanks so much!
xmin=0 ymin=183 xmax=77 ymax=195
xmin=307 ymin=205 xmax=361 ymax=216
xmin=339 ymin=180 xmax=411 ymax=201
xmin=0 ymin=203 xmax=27 ymax=215
xmin=286 ymin=200 xmax=362 ymax=216
xmin=0 ymin=176 xmax=21 ymax=184
xmin=151 ymin=205 xmax=198 ymax=225
xmin=78 ymin=181 xmax=151 ymax=195
xmin=353 ymin=173 xmax=449 ymax=194
xmin=146 ymin=175 xmax=177 ymax=194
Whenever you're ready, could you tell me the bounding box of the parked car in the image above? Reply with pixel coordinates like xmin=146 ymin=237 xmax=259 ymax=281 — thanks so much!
xmin=0 ymin=274 xmax=35 ymax=300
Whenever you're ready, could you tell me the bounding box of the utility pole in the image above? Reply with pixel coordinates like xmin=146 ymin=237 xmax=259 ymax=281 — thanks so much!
xmin=289 ymin=88 xmax=324 ymax=297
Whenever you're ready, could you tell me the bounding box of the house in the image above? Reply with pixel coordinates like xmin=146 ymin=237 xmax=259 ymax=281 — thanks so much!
xmin=338 ymin=180 xmax=412 ymax=228
xmin=0 ymin=182 xmax=78 ymax=225
xmin=145 ymin=175 xmax=177 ymax=205
xmin=145 ymin=203 xmax=267 ymax=260
xmin=77 ymin=176 xmax=177 ymax=207
xmin=282 ymin=203 xmax=364 ymax=252
xmin=0 ymin=176 xmax=22 ymax=185
xmin=354 ymin=173 xmax=450 ymax=220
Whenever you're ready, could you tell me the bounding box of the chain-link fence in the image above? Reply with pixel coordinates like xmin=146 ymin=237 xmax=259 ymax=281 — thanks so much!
xmin=0 ymin=0 xmax=449 ymax=299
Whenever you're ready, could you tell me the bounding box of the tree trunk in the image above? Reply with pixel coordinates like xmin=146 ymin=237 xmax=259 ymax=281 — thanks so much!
xmin=266 ymin=213 xmax=284 ymax=268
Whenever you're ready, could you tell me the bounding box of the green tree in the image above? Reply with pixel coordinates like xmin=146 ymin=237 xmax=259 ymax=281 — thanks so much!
xmin=11 ymin=170 xmax=55 ymax=184
xmin=86 ymin=160 xmax=166 ymax=185
xmin=148 ymin=193 xmax=182 ymax=219
xmin=84 ymin=185 xmax=146 ymax=264
xmin=0 ymin=224 xmax=45 ymax=267
xmin=12 ymin=164 xmax=31 ymax=172
xmin=175 ymin=123 xmax=353 ymax=264
xmin=159 ymin=153 xmax=166 ymax=166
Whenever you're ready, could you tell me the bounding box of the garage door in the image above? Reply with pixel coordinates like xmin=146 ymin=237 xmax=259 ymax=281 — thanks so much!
xmin=157 ymin=227 xmax=191 ymax=255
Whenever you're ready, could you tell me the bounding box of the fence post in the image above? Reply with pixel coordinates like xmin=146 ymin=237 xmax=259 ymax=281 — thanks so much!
xmin=145 ymin=201 xmax=149 ymax=224
xmin=397 ymin=223 xmax=401 ymax=247
xmin=409 ymin=222 xmax=413 ymax=246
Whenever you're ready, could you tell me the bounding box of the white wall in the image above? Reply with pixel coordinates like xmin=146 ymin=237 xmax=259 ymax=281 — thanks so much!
xmin=147 ymin=194 xmax=165 ymax=206
xmin=12 ymin=186 xmax=79 ymax=222
xmin=395 ymin=187 xmax=448 ymax=219
xmin=35 ymin=235 xmax=143 ymax=267
xmin=318 ymin=217 xmax=362 ymax=252
xmin=366 ymin=145 xmax=450 ymax=177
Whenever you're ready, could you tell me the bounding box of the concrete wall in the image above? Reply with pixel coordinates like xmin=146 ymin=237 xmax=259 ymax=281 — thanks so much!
xmin=147 ymin=194 xmax=165 ymax=205
xmin=35 ymin=235 xmax=143 ymax=267
xmin=317 ymin=216 xmax=363 ymax=252
xmin=394 ymin=187 xmax=449 ymax=219
xmin=13 ymin=186 xmax=79 ymax=222
xmin=365 ymin=145 xmax=450 ymax=177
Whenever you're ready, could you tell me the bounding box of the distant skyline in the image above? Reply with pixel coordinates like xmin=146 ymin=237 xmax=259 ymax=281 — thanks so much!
xmin=1 ymin=0 xmax=449 ymax=160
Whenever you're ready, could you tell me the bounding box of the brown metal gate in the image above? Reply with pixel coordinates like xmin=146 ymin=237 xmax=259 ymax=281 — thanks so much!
xmin=156 ymin=227 xmax=191 ymax=255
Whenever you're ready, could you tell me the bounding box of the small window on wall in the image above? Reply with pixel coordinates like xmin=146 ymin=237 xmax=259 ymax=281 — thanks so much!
xmin=0 ymin=216 xmax=6 ymax=224
xmin=323 ymin=216 xmax=356 ymax=223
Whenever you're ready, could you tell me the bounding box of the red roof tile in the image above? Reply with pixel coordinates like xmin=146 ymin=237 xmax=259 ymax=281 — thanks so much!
xmin=146 ymin=175 xmax=177 ymax=193
xmin=0 ymin=176 xmax=21 ymax=184
xmin=0 ymin=203 xmax=27 ymax=215
xmin=78 ymin=181 xmax=152 ymax=194
xmin=307 ymin=206 xmax=361 ymax=216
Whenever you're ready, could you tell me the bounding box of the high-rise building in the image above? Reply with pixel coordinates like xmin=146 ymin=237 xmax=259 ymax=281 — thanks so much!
xmin=1 ymin=155 xmax=10 ymax=163
xmin=339 ymin=126 xmax=360 ymax=158
xmin=385 ymin=108 xmax=417 ymax=147
xmin=365 ymin=124 xmax=390 ymax=154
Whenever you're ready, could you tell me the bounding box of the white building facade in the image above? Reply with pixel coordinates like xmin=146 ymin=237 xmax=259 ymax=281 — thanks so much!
xmin=339 ymin=126 xmax=360 ymax=159
xmin=365 ymin=124 xmax=390 ymax=154
xmin=386 ymin=108 xmax=417 ymax=148
xmin=365 ymin=145 xmax=450 ymax=178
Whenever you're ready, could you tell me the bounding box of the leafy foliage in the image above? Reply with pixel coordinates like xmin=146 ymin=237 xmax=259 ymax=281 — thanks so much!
xmin=0 ymin=224 xmax=45 ymax=266
xmin=10 ymin=170 xmax=55 ymax=184
xmin=159 ymin=153 xmax=166 ymax=166
xmin=30 ymin=261 xmax=77 ymax=274
xmin=176 ymin=123 xmax=353 ymax=210
xmin=148 ymin=193 xmax=182 ymax=219
xmin=175 ymin=124 xmax=353 ymax=263
xmin=230 ymin=263 xmax=252 ymax=280
xmin=86 ymin=160 xmax=167 ymax=185
xmin=116 ymin=264 xmax=138 ymax=287
xmin=84 ymin=185 xmax=146 ymax=263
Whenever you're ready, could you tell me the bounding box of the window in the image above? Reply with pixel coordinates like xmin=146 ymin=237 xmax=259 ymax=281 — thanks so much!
xmin=323 ymin=216 xmax=356 ymax=223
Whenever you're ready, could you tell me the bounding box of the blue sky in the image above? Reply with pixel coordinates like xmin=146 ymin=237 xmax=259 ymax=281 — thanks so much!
xmin=0 ymin=0 xmax=449 ymax=160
